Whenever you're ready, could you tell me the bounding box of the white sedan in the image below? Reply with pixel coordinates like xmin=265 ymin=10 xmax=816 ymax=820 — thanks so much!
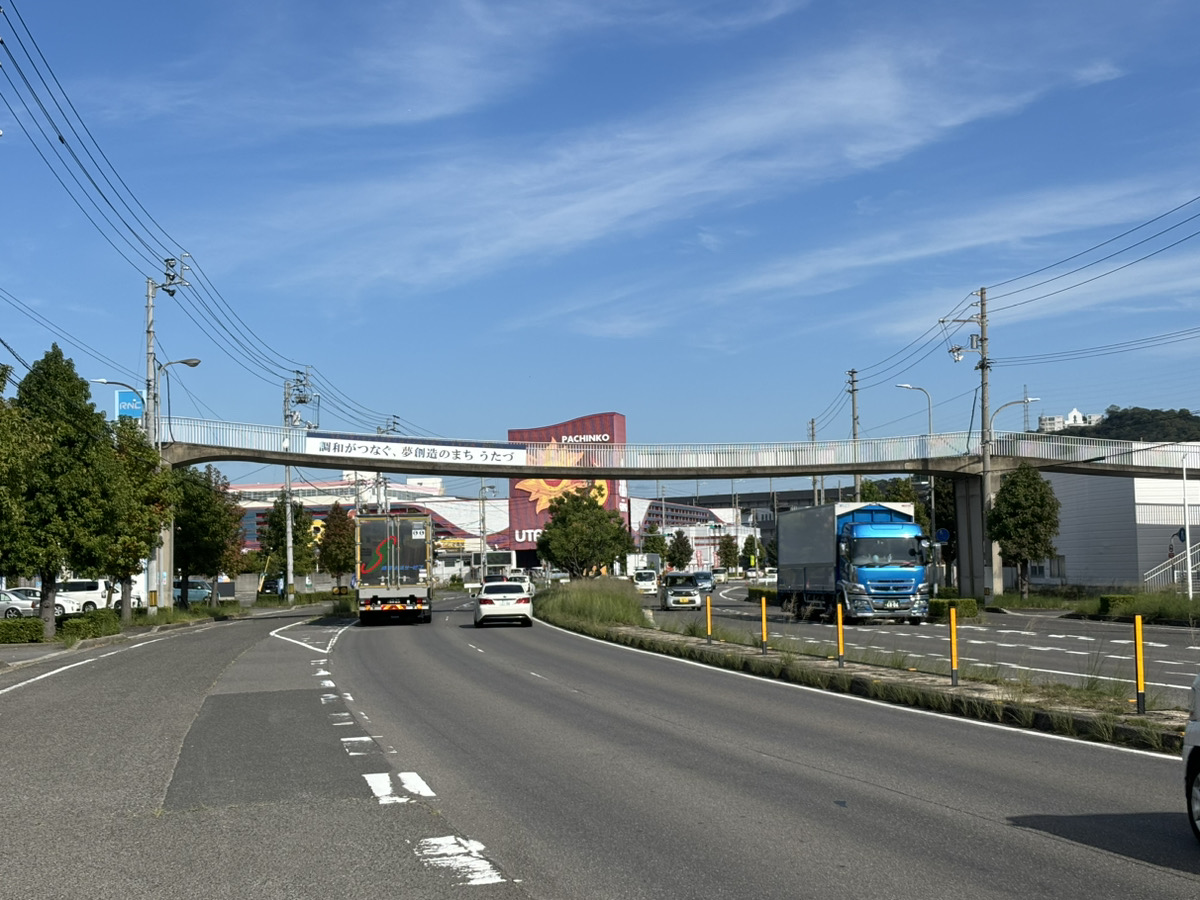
xmin=473 ymin=582 xmax=534 ymax=627
xmin=4 ymin=587 xmax=83 ymax=616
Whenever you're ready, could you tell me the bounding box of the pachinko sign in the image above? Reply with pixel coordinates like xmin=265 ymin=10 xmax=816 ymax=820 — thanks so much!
xmin=507 ymin=412 xmax=626 ymax=549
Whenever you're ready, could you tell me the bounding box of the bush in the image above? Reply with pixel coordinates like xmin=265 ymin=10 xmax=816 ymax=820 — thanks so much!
xmin=534 ymin=581 xmax=650 ymax=628
xmin=0 ymin=617 xmax=48 ymax=643
xmin=746 ymin=587 xmax=777 ymax=606
xmin=59 ymin=609 xmax=121 ymax=642
xmin=929 ymin=597 xmax=978 ymax=620
xmin=1098 ymin=595 xmax=1138 ymax=616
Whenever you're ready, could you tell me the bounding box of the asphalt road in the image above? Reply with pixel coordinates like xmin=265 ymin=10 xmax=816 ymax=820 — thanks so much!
xmin=700 ymin=584 xmax=1200 ymax=707
xmin=3 ymin=600 xmax=1198 ymax=899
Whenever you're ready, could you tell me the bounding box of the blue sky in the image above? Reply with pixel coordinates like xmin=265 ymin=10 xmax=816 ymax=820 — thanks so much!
xmin=2 ymin=0 xmax=1200 ymax=498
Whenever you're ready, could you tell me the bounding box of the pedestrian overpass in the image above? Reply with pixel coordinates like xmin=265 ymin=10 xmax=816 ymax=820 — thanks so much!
xmin=158 ymin=417 xmax=1199 ymax=599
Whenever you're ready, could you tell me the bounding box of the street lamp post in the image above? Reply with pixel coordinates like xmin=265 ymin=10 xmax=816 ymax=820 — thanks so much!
xmin=982 ymin=397 xmax=1040 ymax=597
xmin=479 ymin=481 xmax=495 ymax=580
xmin=150 ymin=358 xmax=201 ymax=612
xmin=897 ymin=384 xmax=937 ymax=592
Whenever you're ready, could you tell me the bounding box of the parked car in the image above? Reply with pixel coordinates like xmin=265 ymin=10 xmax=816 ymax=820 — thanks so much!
xmin=473 ymin=582 xmax=534 ymax=627
xmin=0 ymin=589 xmax=36 ymax=619
xmin=1186 ymin=672 xmax=1200 ymax=843
xmin=174 ymin=579 xmax=214 ymax=605
xmin=658 ymin=573 xmax=702 ymax=610
xmin=3 ymin=586 xmax=79 ymax=615
xmin=260 ymin=577 xmax=281 ymax=595
xmin=56 ymin=579 xmax=137 ymax=612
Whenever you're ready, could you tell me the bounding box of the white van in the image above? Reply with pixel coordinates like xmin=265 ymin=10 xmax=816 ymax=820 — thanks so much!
xmin=632 ymin=569 xmax=658 ymax=594
xmin=57 ymin=578 xmax=141 ymax=612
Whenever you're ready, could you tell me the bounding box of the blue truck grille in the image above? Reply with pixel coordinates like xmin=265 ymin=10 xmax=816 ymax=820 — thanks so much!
xmin=869 ymin=579 xmax=917 ymax=594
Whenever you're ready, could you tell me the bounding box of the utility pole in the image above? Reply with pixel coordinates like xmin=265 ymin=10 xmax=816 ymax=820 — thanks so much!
xmin=144 ymin=258 xmax=187 ymax=613
xmin=847 ymin=369 xmax=861 ymax=501
xmin=946 ymin=287 xmax=992 ymax=598
xmin=282 ymin=368 xmax=315 ymax=603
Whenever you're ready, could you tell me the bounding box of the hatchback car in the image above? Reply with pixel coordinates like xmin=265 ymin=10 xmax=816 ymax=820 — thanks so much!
xmin=658 ymin=573 xmax=702 ymax=610
xmin=632 ymin=569 xmax=658 ymax=595
xmin=473 ymin=582 xmax=534 ymax=627
xmin=694 ymin=571 xmax=715 ymax=593
xmin=0 ymin=589 xmax=37 ymax=618
xmin=1185 ymin=671 xmax=1200 ymax=843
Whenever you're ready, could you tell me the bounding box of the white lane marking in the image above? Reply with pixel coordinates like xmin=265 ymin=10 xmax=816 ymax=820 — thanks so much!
xmin=342 ymin=736 xmax=381 ymax=756
xmin=398 ymin=772 xmax=436 ymax=797
xmin=363 ymin=773 xmax=408 ymax=804
xmin=415 ymin=836 xmax=505 ymax=885
xmin=530 ymin=672 xmax=546 ymax=679
xmin=313 ymin=669 xmax=331 ymax=676
xmin=0 ymin=638 xmax=166 ymax=695
xmin=320 ymin=693 xmax=340 ymax=705
xmin=270 ymin=621 xmax=354 ymax=652
xmin=535 ymin=618 xmax=1178 ymax=760
xmin=319 ymin=679 xmax=336 ymax=688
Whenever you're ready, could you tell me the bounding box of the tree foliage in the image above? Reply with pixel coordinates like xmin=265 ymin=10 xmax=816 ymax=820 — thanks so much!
xmin=666 ymin=529 xmax=693 ymax=570
xmin=717 ymin=534 xmax=739 ymax=569
xmin=536 ymin=485 xmax=633 ymax=578
xmin=174 ymin=465 xmax=244 ymax=605
xmin=987 ymin=463 xmax=1061 ymax=601
xmin=1060 ymin=406 xmax=1200 ymax=441
xmin=319 ymin=502 xmax=356 ymax=586
xmin=101 ymin=418 xmax=180 ymax=623
xmin=257 ymin=494 xmax=317 ymax=579
xmin=640 ymin=522 xmax=668 ymax=560
xmin=2 ymin=346 xmax=115 ymax=637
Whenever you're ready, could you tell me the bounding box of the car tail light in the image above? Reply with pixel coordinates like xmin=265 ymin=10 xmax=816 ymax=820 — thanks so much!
xmin=517 ymin=598 xmax=530 ymax=605
xmin=479 ymin=597 xmax=494 ymax=605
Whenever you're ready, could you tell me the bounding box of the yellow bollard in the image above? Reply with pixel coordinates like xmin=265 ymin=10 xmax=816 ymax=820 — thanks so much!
xmin=949 ymin=605 xmax=959 ymax=686
xmin=1134 ymin=615 xmax=1146 ymax=714
xmin=761 ymin=596 xmax=768 ymax=654
xmin=706 ymin=593 xmax=713 ymax=644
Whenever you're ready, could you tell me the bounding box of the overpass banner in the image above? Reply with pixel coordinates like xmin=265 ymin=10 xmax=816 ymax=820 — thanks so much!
xmin=507 ymin=412 xmax=626 ymax=550
xmin=305 ymin=433 xmax=527 ymax=466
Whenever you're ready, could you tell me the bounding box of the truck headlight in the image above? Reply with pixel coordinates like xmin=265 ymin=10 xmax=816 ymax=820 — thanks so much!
xmin=847 ymin=583 xmax=868 ymax=595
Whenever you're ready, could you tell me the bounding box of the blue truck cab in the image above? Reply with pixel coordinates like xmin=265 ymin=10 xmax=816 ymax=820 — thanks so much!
xmin=778 ymin=502 xmax=931 ymax=625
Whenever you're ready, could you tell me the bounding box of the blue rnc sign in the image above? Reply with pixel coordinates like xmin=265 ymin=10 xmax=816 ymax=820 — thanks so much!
xmin=116 ymin=389 xmax=144 ymax=419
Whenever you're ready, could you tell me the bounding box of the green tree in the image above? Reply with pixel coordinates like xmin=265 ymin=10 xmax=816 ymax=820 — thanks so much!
xmin=319 ymin=502 xmax=356 ymax=589
xmin=536 ymin=485 xmax=633 ymax=578
xmin=666 ymin=529 xmax=693 ymax=570
xmin=641 ymin=522 xmax=668 ymax=561
xmin=257 ymin=494 xmax=318 ymax=584
xmin=100 ymin=418 xmax=180 ymax=623
xmin=717 ymin=534 xmax=739 ymax=569
xmin=174 ymin=465 xmax=244 ymax=606
xmin=742 ymin=534 xmax=763 ymax=570
xmin=987 ymin=463 xmax=1061 ymax=601
xmin=2 ymin=346 xmax=116 ymax=638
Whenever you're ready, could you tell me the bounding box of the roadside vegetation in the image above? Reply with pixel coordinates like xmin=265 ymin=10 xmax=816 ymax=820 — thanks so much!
xmin=0 ymin=592 xmax=340 ymax=644
xmin=533 ymin=580 xmax=1188 ymax=752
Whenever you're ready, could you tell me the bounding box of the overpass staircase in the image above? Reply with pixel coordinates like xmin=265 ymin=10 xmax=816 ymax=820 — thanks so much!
xmin=1142 ymin=547 xmax=1200 ymax=593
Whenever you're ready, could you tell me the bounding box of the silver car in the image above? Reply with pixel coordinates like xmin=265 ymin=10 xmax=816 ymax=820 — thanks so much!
xmin=0 ymin=589 xmax=36 ymax=619
xmin=658 ymin=573 xmax=702 ymax=611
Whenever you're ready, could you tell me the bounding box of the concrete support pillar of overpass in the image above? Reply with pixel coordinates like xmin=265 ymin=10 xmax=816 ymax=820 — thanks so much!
xmin=954 ymin=476 xmax=994 ymax=600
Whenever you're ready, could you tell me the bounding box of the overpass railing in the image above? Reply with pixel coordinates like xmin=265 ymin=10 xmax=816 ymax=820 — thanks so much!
xmin=159 ymin=417 xmax=1197 ymax=475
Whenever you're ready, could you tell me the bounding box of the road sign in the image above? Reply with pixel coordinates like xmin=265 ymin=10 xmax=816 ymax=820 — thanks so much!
xmin=935 ymin=528 xmax=950 ymax=543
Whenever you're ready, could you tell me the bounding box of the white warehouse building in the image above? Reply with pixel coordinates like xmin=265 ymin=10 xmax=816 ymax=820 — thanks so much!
xmin=1031 ymin=472 xmax=1199 ymax=591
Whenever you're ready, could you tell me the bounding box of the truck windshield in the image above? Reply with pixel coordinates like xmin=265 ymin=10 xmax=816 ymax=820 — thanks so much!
xmin=849 ymin=538 xmax=925 ymax=567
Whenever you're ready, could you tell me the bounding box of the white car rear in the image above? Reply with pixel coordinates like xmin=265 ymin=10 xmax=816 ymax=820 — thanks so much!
xmin=474 ymin=582 xmax=534 ymax=627
xmin=1185 ymin=672 xmax=1200 ymax=843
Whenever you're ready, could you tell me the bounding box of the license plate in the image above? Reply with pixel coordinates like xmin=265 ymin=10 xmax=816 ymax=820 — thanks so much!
xmin=677 ymin=598 xmax=693 ymax=604
xmin=884 ymin=600 xmax=898 ymax=609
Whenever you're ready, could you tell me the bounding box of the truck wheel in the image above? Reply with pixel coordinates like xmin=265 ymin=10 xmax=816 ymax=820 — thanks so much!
xmin=1188 ymin=762 xmax=1200 ymax=843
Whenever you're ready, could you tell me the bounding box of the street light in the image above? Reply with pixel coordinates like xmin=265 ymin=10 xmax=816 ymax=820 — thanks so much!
xmin=478 ymin=482 xmax=495 ymax=580
xmin=897 ymin=384 xmax=937 ymax=592
xmin=148 ymin=357 xmax=201 ymax=612
xmin=981 ymin=396 xmax=1039 ymax=598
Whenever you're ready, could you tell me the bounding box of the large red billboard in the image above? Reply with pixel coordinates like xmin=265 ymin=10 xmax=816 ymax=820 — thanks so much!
xmin=507 ymin=412 xmax=626 ymax=550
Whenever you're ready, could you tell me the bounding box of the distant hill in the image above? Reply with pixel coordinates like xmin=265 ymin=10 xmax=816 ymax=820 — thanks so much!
xmin=1059 ymin=406 xmax=1200 ymax=442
